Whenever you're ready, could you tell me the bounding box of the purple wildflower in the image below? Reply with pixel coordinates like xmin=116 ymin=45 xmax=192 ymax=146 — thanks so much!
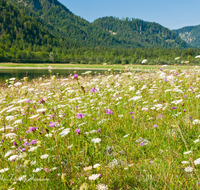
xmin=23 ymin=142 xmax=28 ymax=147
xmin=49 ymin=122 xmax=57 ymax=127
xmin=90 ymin=88 xmax=97 ymax=92
xmin=75 ymin=128 xmax=81 ymax=135
xmin=120 ymin=151 xmax=124 ymax=154
xmin=164 ymin=78 xmax=168 ymax=82
xmin=38 ymin=98 xmax=45 ymax=104
xmin=26 ymin=127 xmax=37 ymax=133
xmin=174 ymin=73 xmax=179 ymax=75
xmin=183 ymin=109 xmax=186 ymax=112
xmin=158 ymin=114 xmax=163 ymax=118
xmin=50 ymin=114 xmax=55 ymax=119
xmin=13 ymin=142 xmax=17 ymax=146
xmin=44 ymin=168 xmax=49 ymax=172
xmin=105 ymin=109 xmax=113 ymax=115
xmin=76 ymin=113 xmax=86 ymax=119
xmin=139 ymin=142 xmax=144 ymax=146
xmin=183 ymin=95 xmax=187 ymax=98
xmin=29 ymin=127 xmax=34 ymax=131
xmin=189 ymin=116 xmax=193 ymax=121
xmin=97 ymin=128 xmax=102 ymax=133
xmin=153 ymin=125 xmax=158 ymax=128
xmin=21 ymin=148 xmax=26 ymax=152
xmin=74 ymin=74 xmax=78 ymax=79
xmin=172 ymin=107 xmax=177 ymax=110
xmin=29 ymin=140 xmax=37 ymax=145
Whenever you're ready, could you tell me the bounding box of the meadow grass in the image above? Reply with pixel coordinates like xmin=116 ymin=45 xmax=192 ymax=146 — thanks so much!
xmin=0 ymin=63 xmax=195 ymax=70
xmin=1 ymin=66 xmax=200 ymax=189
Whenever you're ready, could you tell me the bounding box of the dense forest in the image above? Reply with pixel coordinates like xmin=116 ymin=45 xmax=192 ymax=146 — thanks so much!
xmin=0 ymin=0 xmax=82 ymax=61
xmin=92 ymin=17 xmax=190 ymax=49
xmin=6 ymin=0 xmax=190 ymax=48
xmin=1 ymin=46 xmax=200 ymax=65
xmin=0 ymin=0 xmax=200 ymax=64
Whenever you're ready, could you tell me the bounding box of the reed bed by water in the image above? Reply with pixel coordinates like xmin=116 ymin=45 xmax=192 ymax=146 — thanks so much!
xmin=1 ymin=66 xmax=200 ymax=189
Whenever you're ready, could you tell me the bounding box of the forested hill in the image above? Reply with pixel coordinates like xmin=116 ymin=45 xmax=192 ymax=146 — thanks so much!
xmin=92 ymin=16 xmax=190 ymax=48
xmin=7 ymin=0 xmax=124 ymax=48
xmin=7 ymin=0 xmax=90 ymax=40
xmin=7 ymin=0 xmax=191 ymax=48
xmin=173 ymin=25 xmax=200 ymax=48
xmin=0 ymin=0 xmax=79 ymax=53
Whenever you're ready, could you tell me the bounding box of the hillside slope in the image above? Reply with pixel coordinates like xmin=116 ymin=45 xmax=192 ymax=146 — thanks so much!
xmin=173 ymin=25 xmax=200 ymax=48
xmin=7 ymin=0 xmax=191 ymax=48
xmin=92 ymin=16 xmax=190 ymax=48
xmin=7 ymin=0 xmax=122 ymax=47
xmin=0 ymin=0 xmax=80 ymax=52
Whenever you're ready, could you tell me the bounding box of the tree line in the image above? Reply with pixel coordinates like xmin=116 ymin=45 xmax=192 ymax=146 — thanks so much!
xmin=1 ymin=47 xmax=200 ymax=65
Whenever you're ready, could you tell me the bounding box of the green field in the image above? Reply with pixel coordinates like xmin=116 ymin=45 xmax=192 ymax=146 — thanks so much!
xmin=0 ymin=63 xmax=195 ymax=70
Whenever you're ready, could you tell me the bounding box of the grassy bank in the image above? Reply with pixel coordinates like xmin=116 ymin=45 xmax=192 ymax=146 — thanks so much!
xmin=0 ymin=63 xmax=195 ymax=70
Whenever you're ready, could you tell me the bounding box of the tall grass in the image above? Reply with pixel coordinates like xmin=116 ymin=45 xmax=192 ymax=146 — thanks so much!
xmin=1 ymin=66 xmax=200 ymax=189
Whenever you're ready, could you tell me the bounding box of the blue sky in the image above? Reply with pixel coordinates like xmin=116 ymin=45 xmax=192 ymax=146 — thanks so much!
xmin=58 ymin=0 xmax=200 ymax=30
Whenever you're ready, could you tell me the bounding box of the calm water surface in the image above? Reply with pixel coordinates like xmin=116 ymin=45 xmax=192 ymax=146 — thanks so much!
xmin=0 ymin=69 xmax=115 ymax=82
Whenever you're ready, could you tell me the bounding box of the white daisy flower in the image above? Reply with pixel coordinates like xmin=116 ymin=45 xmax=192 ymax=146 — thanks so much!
xmin=93 ymin=164 xmax=101 ymax=168
xmin=28 ymin=147 xmax=38 ymax=152
xmin=91 ymin=138 xmax=101 ymax=143
xmin=8 ymin=155 xmax=20 ymax=161
xmin=0 ymin=168 xmax=9 ymax=173
xmin=41 ymin=154 xmax=49 ymax=159
xmin=184 ymin=166 xmax=193 ymax=173
xmin=88 ymin=174 xmax=101 ymax=180
xmin=181 ymin=161 xmax=189 ymax=164
xmin=194 ymin=158 xmax=200 ymax=165
xmin=33 ymin=168 xmax=43 ymax=172
xmin=183 ymin=151 xmax=192 ymax=155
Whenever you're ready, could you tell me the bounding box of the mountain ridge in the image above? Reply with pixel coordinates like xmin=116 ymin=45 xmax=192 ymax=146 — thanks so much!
xmin=92 ymin=16 xmax=190 ymax=48
xmin=6 ymin=0 xmax=191 ymax=49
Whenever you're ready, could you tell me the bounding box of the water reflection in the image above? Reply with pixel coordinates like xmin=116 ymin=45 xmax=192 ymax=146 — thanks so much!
xmin=0 ymin=69 xmax=113 ymax=82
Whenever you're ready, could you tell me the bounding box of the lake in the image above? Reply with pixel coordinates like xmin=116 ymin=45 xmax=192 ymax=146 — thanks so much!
xmin=0 ymin=68 xmax=114 ymax=82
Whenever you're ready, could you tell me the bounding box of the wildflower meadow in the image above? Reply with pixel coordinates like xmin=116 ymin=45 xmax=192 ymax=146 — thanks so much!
xmin=1 ymin=66 xmax=200 ymax=189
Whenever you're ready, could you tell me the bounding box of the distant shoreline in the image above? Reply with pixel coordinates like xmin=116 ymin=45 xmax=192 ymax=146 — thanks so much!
xmin=0 ymin=66 xmax=109 ymax=70
xmin=0 ymin=63 xmax=194 ymax=70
